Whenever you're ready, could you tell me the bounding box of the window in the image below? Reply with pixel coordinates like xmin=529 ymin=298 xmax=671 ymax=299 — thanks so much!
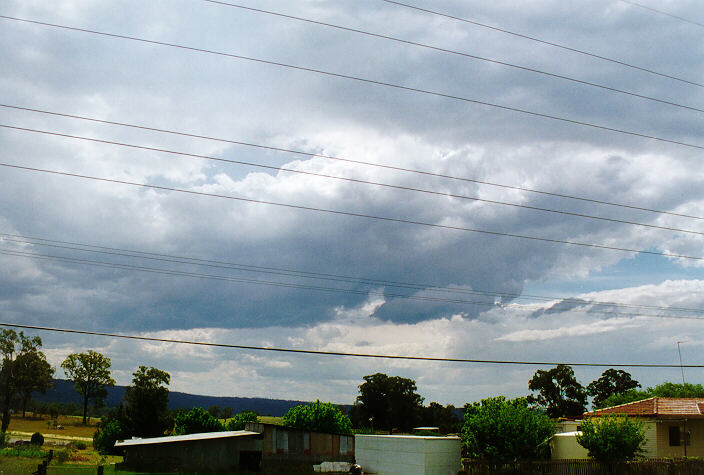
xmin=669 ymin=426 xmax=681 ymax=446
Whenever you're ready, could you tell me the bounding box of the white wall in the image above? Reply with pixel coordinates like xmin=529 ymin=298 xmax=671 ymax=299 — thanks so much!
xmin=354 ymin=435 xmax=461 ymax=475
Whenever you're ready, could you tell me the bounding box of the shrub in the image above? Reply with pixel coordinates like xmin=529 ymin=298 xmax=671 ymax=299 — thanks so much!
xmin=577 ymin=416 xmax=645 ymax=462
xmin=30 ymin=432 xmax=44 ymax=446
xmin=226 ymin=410 xmax=259 ymax=431
xmin=75 ymin=441 xmax=87 ymax=450
xmin=55 ymin=448 xmax=70 ymax=464
xmin=283 ymin=400 xmax=353 ymax=435
xmin=93 ymin=419 xmax=127 ymax=455
xmin=172 ymin=407 xmax=224 ymax=435
xmin=462 ymin=396 xmax=555 ymax=462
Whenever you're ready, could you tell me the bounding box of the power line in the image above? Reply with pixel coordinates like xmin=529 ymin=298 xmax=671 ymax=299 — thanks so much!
xmin=4 ymin=232 xmax=702 ymax=315
xmin=2 ymin=322 xmax=703 ymax=367
xmin=618 ymin=0 xmax=704 ymax=29
xmin=379 ymin=0 xmax=704 ymax=88
xmin=3 ymin=104 xmax=703 ymax=222
xmin=5 ymin=246 xmax=704 ymax=322
xmin=2 ymin=16 xmax=704 ymax=151
xmin=201 ymin=0 xmax=704 ymax=115
xmin=2 ymin=160 xmax=704 ymax=262
xmin=4 ymin=123 xmax=704 ymax=237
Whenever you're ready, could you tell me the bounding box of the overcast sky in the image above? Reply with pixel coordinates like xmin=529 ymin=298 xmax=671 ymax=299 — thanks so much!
xmin=2 ymin=0 xmax=704 ymax=407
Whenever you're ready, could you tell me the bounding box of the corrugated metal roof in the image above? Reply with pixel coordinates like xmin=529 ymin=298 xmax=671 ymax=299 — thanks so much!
xmin=115 ymin=430 xmax=260 ymax=447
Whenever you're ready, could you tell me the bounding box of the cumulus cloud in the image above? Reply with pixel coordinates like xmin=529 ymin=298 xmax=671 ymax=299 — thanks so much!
xmin=2 ymin=0 xmax=704 ymax=402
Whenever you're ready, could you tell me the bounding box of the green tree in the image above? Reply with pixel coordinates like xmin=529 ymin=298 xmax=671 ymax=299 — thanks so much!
xmin=0 ymin=330 xmax=47 ymax=433
xmin=172 ymin=407 xmax=224 ymax=435
xmin=125 ymin=366 xmax=170 ymax=437
xmin=587 ymin=369 xmax=640 ymax=409
xmin=351 ymin=373 xmax=424 ymax=431
xmin=577 ymin=416 xmax=645 ymax=461
xmin=226 ymin=410 xmax=258 ymax=431
xmin=283 ymin=400 xmax=352 ymax=434
xmin=462 ymin=396 xmax=554 ymax=462
xmin=528 ymin=365 xmax=587 ymax=418
xmin=61 ymin=350 xmax=116 ymax=424
xmin=601 ymin=382 xmax=704 ymax=408
xmin=93 ymin=404 xmax=130 ymax=455
xmin=419 ymin=402 xmax=461 ymax=434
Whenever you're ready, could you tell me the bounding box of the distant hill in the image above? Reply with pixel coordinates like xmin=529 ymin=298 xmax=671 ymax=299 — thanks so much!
xmin=34 ymin=379 xmax=339 ymax=417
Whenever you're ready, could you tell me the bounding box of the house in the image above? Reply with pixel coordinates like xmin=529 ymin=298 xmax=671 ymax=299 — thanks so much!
xmin=582 ymin=397 xmax=704 ymax=458
xmin=354 ymin=434 xmax=461 ymax=475
xmin=115 ymin=422 xmax=354 ymax=473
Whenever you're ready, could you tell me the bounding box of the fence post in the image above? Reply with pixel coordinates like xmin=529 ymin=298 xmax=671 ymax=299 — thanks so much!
xmin=97 ymin=465 xmax=104 ymax=475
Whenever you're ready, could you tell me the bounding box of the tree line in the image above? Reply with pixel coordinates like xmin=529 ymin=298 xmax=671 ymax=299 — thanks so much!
xmin=3 ymin=332 xmax=703 ymax=461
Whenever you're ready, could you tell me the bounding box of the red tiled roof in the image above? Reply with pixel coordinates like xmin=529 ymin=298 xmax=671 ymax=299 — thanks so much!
xmin=584 ymin=398 xmax=704 ymax=419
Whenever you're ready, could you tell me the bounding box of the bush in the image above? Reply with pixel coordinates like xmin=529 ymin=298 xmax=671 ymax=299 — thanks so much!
xmin=283 ymin=400 xmax=353 ymax=435
xmin=30 ymin=432 xmax=44 ymax=446
xmin=93 ymin=419 xmax=127 ymax=455
xmin=172 ymin=407 xmax=224 ymax=435
xmin=462 ymin=396 xmax=555 ymax=462
xmin=226 ymin=410 xmax=259 ymax=431
xmin=55 ymin=448 xmax=70 ymax=464
xmin=75 ymin=441 xmax=87 ymax=450
xmin=577 ymin=416 xmax=645 ymax=461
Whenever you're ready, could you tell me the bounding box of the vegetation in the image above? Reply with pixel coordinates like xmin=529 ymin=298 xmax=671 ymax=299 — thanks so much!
xmin=419 ymin=402 xmax=461 ymax=434
xmin=527 ymin=364 xmax=587 ymax=418
xmin=226 ymin=410 xmax=259 ymax=431
xmin=350 ymin=373 xmax=424 ymax=431
xmin=125 ymin=366 xmax=171 ymax=437
xmin=30 ymin=431 xmax=44 ymax=445
xmin=0 ymin=330 xmax=54 ymax=433
xmin=462 ymin=396 xmax=554 ymax=462
xmin=587 ymin=369 xmax=641 ymax=409
xmin=283 ymin=400 xmax=353 ymax=435
xmin=601 ymin=382 xmax=704 ymax=408
xmin=577 ymin=416 xmax=645 ymax=461
xmin=172 ymin=407 xmax=224 ymax=435
xmin=61 ymin=351 xmax=116 ymax=424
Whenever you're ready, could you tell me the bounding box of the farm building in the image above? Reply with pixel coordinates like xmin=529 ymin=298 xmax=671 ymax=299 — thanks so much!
xmin=115 ymin=422 xmax=354 ymax=473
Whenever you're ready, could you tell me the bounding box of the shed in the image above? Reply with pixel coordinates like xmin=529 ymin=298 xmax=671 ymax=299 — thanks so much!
xmin=354 ymin=434 xmax=461 ymax=475
xmin=115 ymin=430 xmax=262 ymax=472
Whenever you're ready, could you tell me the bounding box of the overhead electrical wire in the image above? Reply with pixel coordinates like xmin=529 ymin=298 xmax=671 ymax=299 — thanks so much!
xmin=618 ymin=0 xmax=704 ymax=29
xmin=4 ymin=247 xmax=704 ymax=322
xmin=379 ymin=0 xmax=704 ymax=88
xmin=1 ymin=16 xmax=703 ymax=152
xmin=2 ymin=160 xmax=704 ymax=262
xmin=1 ymin=322 xmax=703 ymax=368
xmin=201 ymin=0 xmax=704 ymax=115
xmin=4 ymin=123 xmax=704 ymax=237
xmin=4 ymin=104 xmax=703 ymax=222
xmin=3 ymin=232 xmax=702 ymax=316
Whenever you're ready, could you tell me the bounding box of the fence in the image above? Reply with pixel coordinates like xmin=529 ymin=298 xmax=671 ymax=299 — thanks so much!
xmin=462 ymin=458 xmax=704 ymax=475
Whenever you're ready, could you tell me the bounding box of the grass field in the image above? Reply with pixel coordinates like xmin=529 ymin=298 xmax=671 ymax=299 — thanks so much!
xmin=8 ymin=414 xmax=98 ymax=440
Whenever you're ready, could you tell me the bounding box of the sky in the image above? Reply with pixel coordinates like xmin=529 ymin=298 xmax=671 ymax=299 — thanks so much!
xmin=1 ymin=0 xmax=704 ymax=407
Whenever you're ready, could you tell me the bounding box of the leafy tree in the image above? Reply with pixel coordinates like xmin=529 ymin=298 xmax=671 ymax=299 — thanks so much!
xmin=15 ymin=350 xmax=54 ymax=417
xmin=94 ymin=405 xmax=130 ymax=455
xmin=601 ymin=382 xmax=704 ymax=409
xmin=0 ymin=330 xmax=47 ymax=433
xmin=528 ymin=365 xmax=587 ymax=418
xmin=587 ymin=369 xmax=641 ymax=409
xmin=419 ymin=402 xmax=461 ymax=434
xmin=172 ymin=407 xmax=224 ymax=435
xmin=226 ymin=410 xmax=258 ymax=431
xmin=61 ymin=350 xmax=116 ymax=424
xmin=207 ymin=405 xmax=221 ymax=419
xmin=283 ymin=400 xmax=352 ymax=435
xmin=351 ymin=373 xmax=424 ymax=431
xmin=125 ymin=366 xmax=170 ymax=437
xmin=462 ymin=396 xmax=554 ymax=462
xmin=577 ymin=416 xmax=645 ymax=461
xmin=220 ymin=407 xmax=234 ymax=420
